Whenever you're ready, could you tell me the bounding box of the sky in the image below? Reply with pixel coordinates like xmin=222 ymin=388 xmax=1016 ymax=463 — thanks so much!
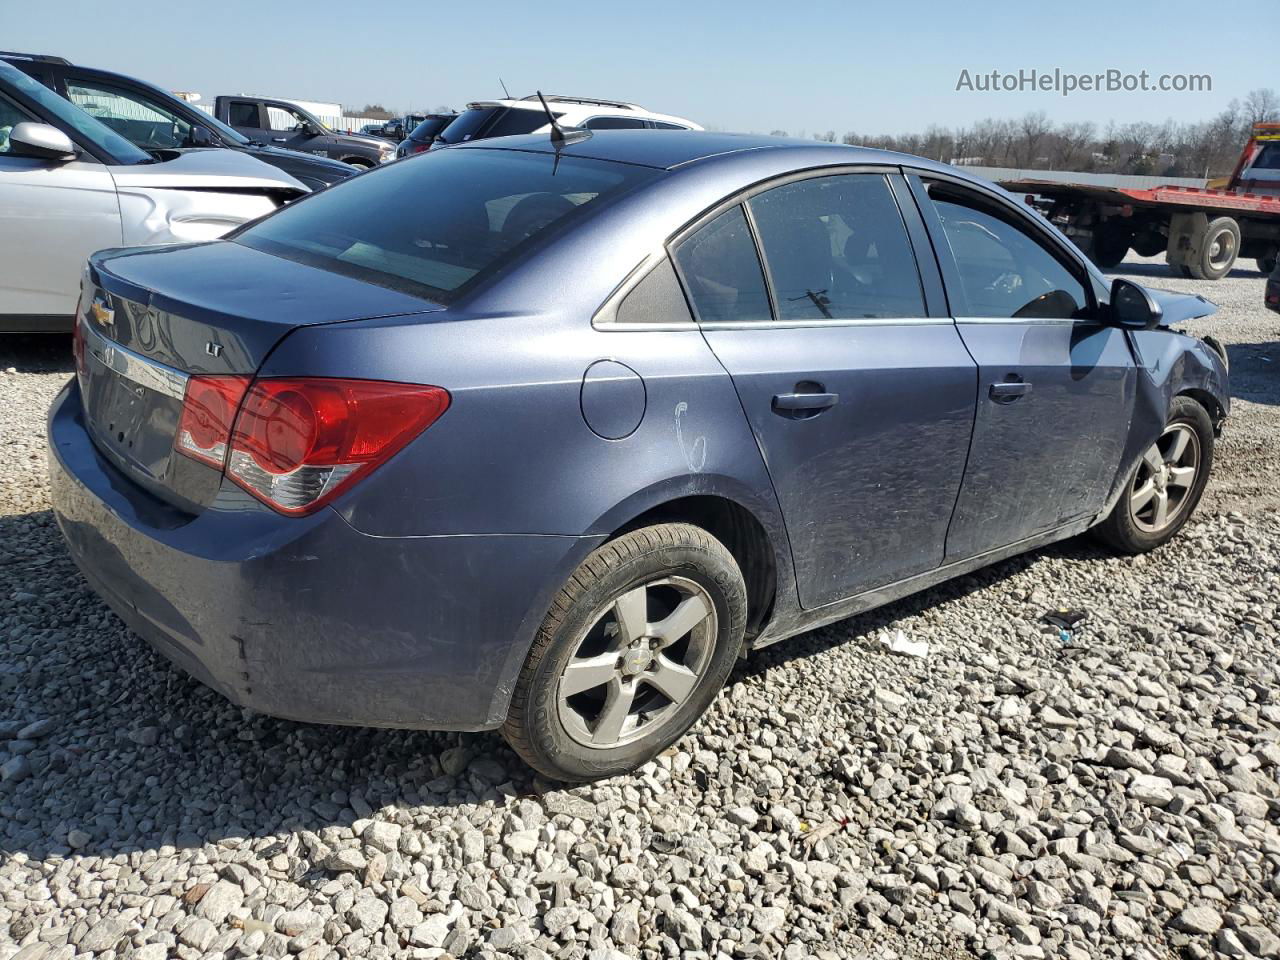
xmin=5 ymin=0 xmax=1274 ymax=134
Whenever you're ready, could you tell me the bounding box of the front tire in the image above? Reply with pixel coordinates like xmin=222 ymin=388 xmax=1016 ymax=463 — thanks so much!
xmin=1187 ymin=217 xmax=1240 ymax=280
xmin=503 ymin=523 xmax=747 ymax=782
xmin=1095 ymin=396 xmax=1214 ymax=554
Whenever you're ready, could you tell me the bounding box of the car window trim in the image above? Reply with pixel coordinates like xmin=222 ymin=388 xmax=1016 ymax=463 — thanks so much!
xmin=905 ymin=170 xmax=1100 ymax=322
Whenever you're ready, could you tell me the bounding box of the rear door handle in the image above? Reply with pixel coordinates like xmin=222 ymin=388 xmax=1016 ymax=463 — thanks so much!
xmin=272 ymin=137 xmax=288 ymax=142
xmin=772 ymin=391 xmax=839 ymax=418
xmin=989 ymin=380 xmax=1033 ymax=403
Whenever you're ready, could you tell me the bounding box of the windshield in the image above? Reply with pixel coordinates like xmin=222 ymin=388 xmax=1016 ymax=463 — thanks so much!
xmin=437 ymin=106 xmax=560 ymax=145
xmin=408 ymin=115 xmax=454 ymax=141
xmin=235 ymin=147 xmax=660 ymax=303
xmin=1253 ymin=143 xmax=1280 ymax=171
xmin=0 ymin=61 xmax=150 ymax=164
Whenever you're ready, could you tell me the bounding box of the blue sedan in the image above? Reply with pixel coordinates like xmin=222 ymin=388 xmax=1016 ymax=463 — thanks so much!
xmin=49 ymin=130 xmax=1229 ymax=781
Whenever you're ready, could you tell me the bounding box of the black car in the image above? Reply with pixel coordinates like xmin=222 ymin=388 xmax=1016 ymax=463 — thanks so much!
xmin=1268 ymin=261 xmax=1280 ymax=314
xmin=394 ymin=113 xmax=459 ymax=159
xmin=1 ymin=52 xmax=354 ymax=192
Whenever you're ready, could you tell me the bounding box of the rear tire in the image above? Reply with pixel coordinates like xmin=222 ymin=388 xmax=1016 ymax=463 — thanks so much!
xmin=502 ymin=523 xmax=747 ymax=782
xmin=1091 ymin=228 xmax=1131 ymax=269
xmin=1094 ymin=396 xmax=1213 ymax=554
xmin=1187 ymin=217 xmax=1240 ymax=280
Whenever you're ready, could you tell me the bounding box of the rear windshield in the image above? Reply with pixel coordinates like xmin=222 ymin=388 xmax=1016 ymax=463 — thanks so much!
xmin=408 ymin=115 xmax=454 ymax=141
xmin=437 ymin=106 xmax=561 ymax=144
xmin=234 ymin=147 xmax=660 ymax=303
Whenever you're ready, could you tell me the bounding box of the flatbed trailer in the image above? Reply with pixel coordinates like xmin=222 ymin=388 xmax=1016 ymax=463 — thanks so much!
xmin=1000 ymin=123 xmax=1280 ymax=279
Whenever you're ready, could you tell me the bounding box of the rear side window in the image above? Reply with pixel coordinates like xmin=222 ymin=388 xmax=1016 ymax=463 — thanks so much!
xmin=927 ymin=184 xmax=1088 ymax=319
xmin=748 ymin=174 xmax=925 ymax=320
xmin=651 ymin=121 xmax=689 ymax=130
xmin=227 ymin=101 xmax=259 ymax=127
xmin=235 ymin=148 xmax=660 ymax=303
xmin=584 ymin=116 xmax=647 ymax=130
xmin=672 ymin=206 xmax=772 ymax=323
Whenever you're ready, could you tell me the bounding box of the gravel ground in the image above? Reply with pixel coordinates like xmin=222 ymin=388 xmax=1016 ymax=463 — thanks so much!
xmin=1 ymin=255 xmax=1279 ymax=960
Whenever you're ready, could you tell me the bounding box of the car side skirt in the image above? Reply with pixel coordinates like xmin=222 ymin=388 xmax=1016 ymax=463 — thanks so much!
xmin=749 ymin=515 xmax=1097 ymax=650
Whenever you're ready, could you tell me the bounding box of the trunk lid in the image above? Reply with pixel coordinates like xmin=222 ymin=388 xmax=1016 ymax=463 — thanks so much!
xmin=79 ymin=240 xmax=441 ymax=512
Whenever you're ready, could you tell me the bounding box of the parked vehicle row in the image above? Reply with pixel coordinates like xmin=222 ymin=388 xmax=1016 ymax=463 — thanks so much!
xmin=213 ymin=95 xmax=395 ymax=167
xmin=0 ymin=59 xmax=308 ymax=333
xmin=0 ymin=51 xmax=704 ymax=334
xmin=48 ymin=125 xmax=1228 ymax=781
xmin=1 ymin=53 xmax=356 ymax=190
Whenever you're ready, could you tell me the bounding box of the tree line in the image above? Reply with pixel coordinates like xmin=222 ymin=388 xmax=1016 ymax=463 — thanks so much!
xmin=777 ymin=88 xmax=1280 ymax=179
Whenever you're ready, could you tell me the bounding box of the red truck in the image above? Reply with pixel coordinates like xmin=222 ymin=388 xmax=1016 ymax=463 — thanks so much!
xmin=1001 ymin=122 xmax=1280 ymax=280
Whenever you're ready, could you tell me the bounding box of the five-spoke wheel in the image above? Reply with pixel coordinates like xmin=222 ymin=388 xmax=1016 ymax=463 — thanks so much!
xmin=503 ymin=523 xmax=746 ymax=782
xmin=1129 ymin=423 xmax=1200 ymax=533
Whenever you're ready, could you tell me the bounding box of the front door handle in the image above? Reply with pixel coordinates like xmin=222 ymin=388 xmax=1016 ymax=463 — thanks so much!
xmin=772 ymin=391 xmax=839 ymax=419
xmin=272 ymin=137 xmax=288 ymax=142
xmin=989 ymin=380 xmax=1033 ymax=403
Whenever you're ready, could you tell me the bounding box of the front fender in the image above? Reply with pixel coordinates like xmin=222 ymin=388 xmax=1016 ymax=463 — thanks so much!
xmin=1100 ymin=329 xmax=1229 ymax=516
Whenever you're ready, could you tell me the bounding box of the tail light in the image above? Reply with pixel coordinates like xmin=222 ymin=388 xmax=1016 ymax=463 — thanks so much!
xmin=175 ymin=375 xmax=251 ymax=468
xmin=225 ymin=378 xmax=449 ymax=515
xmin=409 ymin=142 xmax=429 ymax=155
xmin=174 ymin=376 xmax=449 ymax=515
xmin=72 ymin=319 xmax=87 ymax=380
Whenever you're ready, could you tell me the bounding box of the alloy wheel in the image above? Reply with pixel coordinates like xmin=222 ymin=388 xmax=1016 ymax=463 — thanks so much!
xmin=1208 ymin=230 xmax=1237 ymax=273
xmin=1129 ymin=423 xmax=1200 ymax=533
xmin=557 ymin=576 xmax=717 ymax=748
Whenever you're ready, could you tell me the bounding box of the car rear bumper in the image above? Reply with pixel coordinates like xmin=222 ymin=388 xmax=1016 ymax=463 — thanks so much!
xmin=47 ymin=380 xmax=599 ymax=730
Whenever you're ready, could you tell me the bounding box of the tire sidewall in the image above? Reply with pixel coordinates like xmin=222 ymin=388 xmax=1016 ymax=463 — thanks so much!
xmin=521 ymin=534 xmax=745 ymax=781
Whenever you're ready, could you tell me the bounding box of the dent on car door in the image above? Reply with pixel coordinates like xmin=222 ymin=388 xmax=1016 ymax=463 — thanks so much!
xmin=913 ymin=176 xmax=1136 ymax=561
xmin=0 ymin=91 xmax=120 ymax=322
xmin=675 ymin=172 xmax=979 ymax=609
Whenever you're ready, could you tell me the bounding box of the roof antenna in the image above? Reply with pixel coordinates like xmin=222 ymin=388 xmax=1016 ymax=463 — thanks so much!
xmin=536 ymin=90 xmax=590 ymax=148
xmin=499 ymin=77 xmax=511 ymax=99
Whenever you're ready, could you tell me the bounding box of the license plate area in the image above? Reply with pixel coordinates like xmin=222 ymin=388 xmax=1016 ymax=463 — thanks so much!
xmin=81 ymin=321 xmax=188 ymax=484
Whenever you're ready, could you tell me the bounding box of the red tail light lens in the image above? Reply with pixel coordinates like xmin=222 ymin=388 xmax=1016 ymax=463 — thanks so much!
xmin=175 ymin=375 xmax=251 ymax=468
xmin=72 ymin=320 xmax=87 ymax=380
xmin=225 ymin=378 xmax=450 ymax=515
xmin=410 ymin=142 xmax=429 ymax=155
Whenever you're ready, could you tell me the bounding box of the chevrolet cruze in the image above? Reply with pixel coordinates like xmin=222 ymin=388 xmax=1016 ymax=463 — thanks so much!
xmin=49 ymin=129 xmax=1229 ymax=781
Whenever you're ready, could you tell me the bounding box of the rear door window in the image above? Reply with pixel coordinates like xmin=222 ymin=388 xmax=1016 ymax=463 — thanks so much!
xmin=672 ymin=206 xmax=772 ymax=324
xmin=227 ymin=101 xmax=261 ymax=127
xmin=235 ymin=148 xmax=659 ymax=303
xmin=584 ymin=116 xmax=647 ymax=130
xmin=747 ymin=174 xmax=925 ymax=320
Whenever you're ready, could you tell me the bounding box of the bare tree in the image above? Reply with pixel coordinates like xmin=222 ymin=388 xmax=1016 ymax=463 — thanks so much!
xmin=1243 ymin=88 xmax=1280 ymax=125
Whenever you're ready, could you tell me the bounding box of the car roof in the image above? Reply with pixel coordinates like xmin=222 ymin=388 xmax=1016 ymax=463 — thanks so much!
xmin=456 ymin=129 xmax=960 ymax=177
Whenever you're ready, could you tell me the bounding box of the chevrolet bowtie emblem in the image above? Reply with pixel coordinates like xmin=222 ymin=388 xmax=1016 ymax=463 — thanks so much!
xmin=90 ymin=296 xmax=114 ymax=328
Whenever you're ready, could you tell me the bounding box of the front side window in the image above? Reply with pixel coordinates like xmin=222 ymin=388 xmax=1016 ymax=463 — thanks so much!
xmin=0 ymin=62 xmax=149 ymax=163
xmin=748 ymin=174 xmax=925 ymax=320
xmin=0 ymin=92 xmax=33 ymax=155
xmin=266 ymin=105 xmax=308 ymax=132
xmin=236 ymin=147 xmax=660 ymax=303
xmin=66 ymin=80 xmax=191 ymax=149
xmin=928 ymin=184 xmax=1089 ymax=319
xmin=672 ymin=205 xmax=772 ymax=323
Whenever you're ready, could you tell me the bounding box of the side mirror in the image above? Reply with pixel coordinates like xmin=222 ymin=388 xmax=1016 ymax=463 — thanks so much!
xmin=1110 ymin=277 xmax=1163 ymax=330
xmin=189 ymin=124 xmax=215 ymax=147
xmin=8 ymin=122 xmax=77 ymax=161
xmin=303 ymin=121 xmax=322 ymax=136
